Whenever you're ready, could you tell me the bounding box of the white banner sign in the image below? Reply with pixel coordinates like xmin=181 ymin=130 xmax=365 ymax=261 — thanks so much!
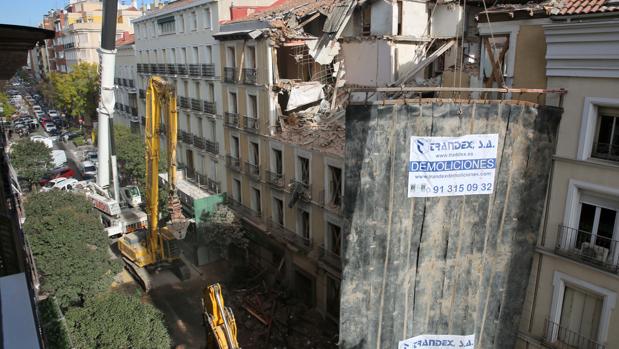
xmin=399 ymin=334 xmax=475 ymax=349
xmin=408 ymin=134 xmax=498 ymax=197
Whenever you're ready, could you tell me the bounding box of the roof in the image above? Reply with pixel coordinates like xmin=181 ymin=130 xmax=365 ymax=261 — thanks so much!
xmin=229 ymin=0 xmax=339 ymax=24
xmin=0 ymin=24 xmax=54 ymax=80
xmin=556 ymin=0 xmax=619 ymax=15
xmin=480 ymin=0 xmax=619 ymax=18
xmin=115 ymin=32 xmax=135 ymax=46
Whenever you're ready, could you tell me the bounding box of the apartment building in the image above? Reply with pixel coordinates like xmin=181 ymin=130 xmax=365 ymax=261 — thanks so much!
xmin=113 ymin=32 xmax=139 ymax=132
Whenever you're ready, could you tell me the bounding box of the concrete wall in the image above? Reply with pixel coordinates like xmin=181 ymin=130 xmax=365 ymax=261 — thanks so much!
xmin=512 ymin=25 xmax=547 ymax=103
xmin=341 ymin=101 xmax=561 ymax=349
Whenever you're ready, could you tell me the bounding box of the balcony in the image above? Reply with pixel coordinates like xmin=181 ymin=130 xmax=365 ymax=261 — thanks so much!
xmin=191 ymin=98 xmax=203 ymax=112
xmin=267 ymin=219 xmax=312 ymax=252
xmin=139 ymin=89 xmax=145 ymax=99
xmin=179 ymin=96 xmax=190 ymax=109
xmin=244 ymin=115 xmax=259 ymax=133
xmin=128 ymin=80 xmax=135 ymax=88
xmin=157 ymin=64 xmax=166 ymax=75
xmin=203 ymin=101 xmax=216 ymax=114
xmin=206 ymin=178 xmax=221 ymax=194
xmin=226 ymin=155 xmax=241 ymax=172
xmin=592 ymin=142 xmax=619 ymax=162
xmin=244 ymin=161 xmax=260 ymax=179
xmin=288 ymin=179 xmax=311 ymax=202
xmin=166 ymin=63 xmax=176 ymax=75
xmin=193 ymin=135 xmax=206 ymax=150
xmin=227 ymin=197 xmax=262 ymax=225
xmin=243 ymin=68 xmax=257 ymax=84
xmin=122 ymin=78 xmax=127 ymax=87
xmin=265 ymin=170 xmax=284 ymax=188
xmin=555 ymin=225 xmax=619 ymax=273
xmin=177 ymin=64 xmax=187 ymax=75
xmin=319 ymin=244 xmax=342 ymax=271
xmin=201 ymin=63 xmax=215 ymax=77
xmin=224 ymin=67 xmax=236 ymax=82
xmin=225 ymin=112 xmax=239 ymax=127
xmin=180 ymin=130 xmax=193 ymax=145
xmin=188 ymin=64 xmax=201 ymax=76
xmin=205 ymin=139 xmax=219 ymax=155
xmin=543 ymin=318 xmax=605 ymax=349
xmin=137 ymin=63 xmax=143 ymax=73
xmin=319 ymin=190 xmax=343 ymax=213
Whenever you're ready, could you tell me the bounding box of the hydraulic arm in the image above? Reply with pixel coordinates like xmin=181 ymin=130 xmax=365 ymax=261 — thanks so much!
xmin=203 ymin=283 xmax=240 ymax=349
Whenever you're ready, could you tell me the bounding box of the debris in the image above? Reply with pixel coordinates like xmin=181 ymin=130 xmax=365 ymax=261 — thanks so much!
xmin=286 ymin=82 xmax=325 ymax=111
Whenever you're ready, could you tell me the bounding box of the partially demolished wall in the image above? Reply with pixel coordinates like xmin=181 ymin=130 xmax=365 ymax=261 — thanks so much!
xmin=341 ymin=100 xmax=562 ymax=349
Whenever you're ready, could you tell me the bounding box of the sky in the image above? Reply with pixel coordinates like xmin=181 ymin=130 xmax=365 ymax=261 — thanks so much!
xmin=0 ymin=0 xmax=141 ymax=27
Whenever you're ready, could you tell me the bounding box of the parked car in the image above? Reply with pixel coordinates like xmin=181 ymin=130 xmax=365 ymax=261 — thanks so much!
xmin=44 ymin=123 xmax=57 ymax=133
xmin=32 ymin=105 xmax=42 ymax=113
xmin=84 ymin=150 xmax=98 ymax=165
xmin=61 ymin=131 xmax=81 ymax=142
xmin=81 ymin=160 xmax=97 ymax=178
xmin=40 ymin=177 xmax=68 ymax=192
xmin=48 ymin=110 xmax=59 ymax=118
xmin=39 ymin=167 xmax=76 ymax=186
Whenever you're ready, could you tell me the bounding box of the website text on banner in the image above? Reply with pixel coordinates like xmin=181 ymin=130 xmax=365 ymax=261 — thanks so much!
xmin=408 ymin=134 xmax=499 ymax=197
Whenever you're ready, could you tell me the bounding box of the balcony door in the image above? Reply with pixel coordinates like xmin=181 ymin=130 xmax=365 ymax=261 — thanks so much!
xmin=573 ymin=194 xmax=619 ymax=265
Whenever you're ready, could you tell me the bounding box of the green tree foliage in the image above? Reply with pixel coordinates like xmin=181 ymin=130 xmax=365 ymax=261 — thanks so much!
xmin=49 ymin=63 xmax=99 ymax=124
xmin=24 ymin=191 xmax=121 ymax=309
xmin=198 ymin=206 xmax=249 ymax=258
xmin=66 ymin=292 xmax=171 ymax=349
xmin=10 ymin=138 xmax=52 ymax=189
xmin=38 ymin=297 xmax=72 ymax=348
xmin=0 ymin=92 xmax=16 ymax=117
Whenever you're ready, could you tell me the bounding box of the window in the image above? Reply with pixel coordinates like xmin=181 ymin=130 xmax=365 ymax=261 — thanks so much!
xmin=592 ymin=110 xmax=619 ymax=161
xmin=294 ymin=269 xmax=314 ymax=307
xmin=251 ymin=187 xmax=261 ymax=214
xmin=231 ymin=135 xmax=240 ymax=158
xmin=182 ymin=47 xmax=188 ymax=64
xmin=272 ymin=148 xmax=283 ymax=175
xmin=193 ymin=46 xmax=199 ymax=64
xmin=205 ymin=45 xmax=213 ymax=64
xmin=327 ymin=222 xmax=342 ymax=256
xmin=326 ymin=276 xmax=341 ymax=319
xmin=246 ymin=46 xmax=256 ymax=68
xmin=209 ymin=159 xmax=217 ymax=180
xmin=397 ymin=0 xmax=403 ymax=35
xmin=328 ymin=165 xmax=342 ymax=207
xmin=194 ymin=81 xmax=200 ymax=99
xmin=297 ymin=156 xmax=310 ymax=185
xmin=229 ymin=92 xmax=237 ymax=113
xmin=226 ymin=46 xmax=236 ymax=67
xmin=232 ymin=178 xmax=241 ymax=201
xmin=250 ymin=141 xmax=259 ymax=166
xmin=157 ymin=17 xmax=175 ymax=34
xmin=191 ymin=11 xmax=197 ymax=31
xmin=481 ymin=36 xmax=510 ymax=89
xmin=207 ymin=83 xmax=215 ymax=102
xmin=209 ymin=119 xmax=216 ymax=141
xmin=572 ymin=193 xmax=619 ymax=265
xmin=558 ymin=285 xmax=602 ymax=347
xmin=178 ymin=13 xmax=185 ymax=32
xmin=248 ymin=94 xmax=258 ymax=118
xmin=204 ymin=7 xmax=211 ymax=29
xmin=273 ymin=197 xmax=284 ymax=225
xmin=298 ymin=209 xmax=310 ymax=242
xmin=361 ymin=6 xmax=371 ymax=35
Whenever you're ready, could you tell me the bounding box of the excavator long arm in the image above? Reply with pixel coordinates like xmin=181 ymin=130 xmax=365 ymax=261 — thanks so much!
xmin=203 ymin=283 xmax=240 ymax=349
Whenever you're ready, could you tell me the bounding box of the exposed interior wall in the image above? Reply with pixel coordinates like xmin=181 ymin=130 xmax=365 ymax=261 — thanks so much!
xmin=341 ymin=101 xmax=562 ymax=349
xmin=512 ymin=25 xmax=547 ymax=103
xmin=341 ymin=40 xmax=392 ymax=86
xmin=430 ymin=4 xmax=463 ymax=38
xmin=401 ymin=1 xmax=427 ymax=36
xmin=370 ymin=0 xmax=394 ymax=35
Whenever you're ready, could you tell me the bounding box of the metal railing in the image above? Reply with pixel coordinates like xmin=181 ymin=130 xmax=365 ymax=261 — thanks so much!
xmin=226 ymin=155 xmax=241 ymax=172
xmin=267 ymin=219 xmax=312 ymax=251
xmin=319 ymin=244 xmax=342 ymax=271
xmin=555 ymin=225 xmax=619 ymax=273
xmin=207 ymin=178 xmax=221 ymax=194
xmin=244 ymin=115 xmax=259 ymax=133
xmin=191 ymin=98 xmax=202 ymax=112
xmin=592 ymin=142 xmax=619 ymax=162
xmin=205 ymin=139 xmax=219 ymax=155
xmin=179 ymin=96 xmax=190 ymax=109
xmin=157 ymin=64 xmax=166 ymax=74
xmin=166 ymin=63 xmax=176 ymax=75
xmin=225 ymin=112 xmax=239 ymax=127
xmin=201 ymin=63 xmax=215 ymax=77
xmin=137 ymin=63 xmax=143 ymax=73
xmin=203 ymin=101 xmax=216 ymax=114
xmin=128 ymin=80 xmax=135 ymax=88
xmin=265 ymin=169 xmax=284 ymax=188
xmin=224 ymin=67 xmax=236 ymax=82
xmin=243 ymin=68 xmax=257 ymax=84
xmin=226 ymin=196 xmax=262 ymax=222
xmin=188 ymin=64 xmax=200 ymax=76
xmin=543 ymin=318 xmax=605 ymax=349
xmin=319 ymin=190 xmax=343 ymax=212
xmin=177 ymin=63 xmax=187 ymax=75
xmin=180 ymin=130 xmax=193 ymax=145
xmin=244 ymin=161 xmax=260 ymax=179
xmin=193 ymin=135 xmax=206 ymax=150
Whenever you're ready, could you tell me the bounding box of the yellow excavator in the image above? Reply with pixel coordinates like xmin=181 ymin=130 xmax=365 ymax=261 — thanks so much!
xmin=203 ymin=283 xmax=241 ymax=349
xmin=117 ymin=76 xmax=190 ymax=289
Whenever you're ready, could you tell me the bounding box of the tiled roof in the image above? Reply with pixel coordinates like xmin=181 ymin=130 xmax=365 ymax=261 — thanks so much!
xmin=115 ymin=32 xmax=134 ymax=46
xmin=229 ymin=0 xmax=339 ymax=24
xmin=556 ymin=0 xmax=619 ymax=15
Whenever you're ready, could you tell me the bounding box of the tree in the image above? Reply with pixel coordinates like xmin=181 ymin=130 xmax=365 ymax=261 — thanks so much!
xmin=66 ymin=292 xmax=171 ymax=349
xmin=0 ymin=92 xmax=16 ymax=117
xmin=10 ymin=138 xmax=52 ymax=189
xmin=24 ymin=191 xmax=121 ymax=309
xmin=198 ymin=206 xmax=249 ymax=258
xmin=49 ymin=63 xmax=99 ymax=125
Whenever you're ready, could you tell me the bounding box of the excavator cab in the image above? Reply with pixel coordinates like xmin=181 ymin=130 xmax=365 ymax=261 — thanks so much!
xmin=203 ymin=283 xmax=240 ymax=349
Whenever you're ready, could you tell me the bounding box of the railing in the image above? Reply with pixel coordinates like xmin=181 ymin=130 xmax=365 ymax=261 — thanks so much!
xmin=267 ymin=219 xmax=312 ymax=251
xmin=185 ymin=166 xmax=196 ymax=181
xmin=128 ymin=80 xmax=135 ymax=88
xmin=201 ymin=63 xmax=215 ymax=77
xmin=191 ymin=98 xmax=203 ymax=112
xmin=130 ymin=107 xmax=138 ymax=116
xmin=319 ymin=190 xmax=343 ymax=213
xmin=203 ymin=101 xmax=216 ymax=114
xmin=555 ymin=225 xmax=619 ymax=273
xmin=122 ymin=78 xmax=127 ymax=87
xmin=205 ymin=139 xmax=219 ymax=155
xmin=244 ymin=161 xmax=260 ymax=179
xmin=137 ymin=63 xmax=143 ymax=73
xmin=188 ymin=64 xmax=201 ymax=76
xmin=225 ymin=112 xmax=239 ymax=127
xmin=592 ymin=142 xmax=619 ymax=162
xmin=543 ymin=318 xmax=606 ymax=349
xmin=226 ymin=196 xmax=262 ymax=223
xmin=179 ymin=96 xmax=190 ymax=109
xmin=319 ymin=244 xmax=341 ymax=271
xmin=193 ymin=135 xmax=206 ymax=150
xmin=180 ymin=130 xmax=193 ymax=145
xmin=157 ymin=64 xmax=166 ymax=74
xmin=224 ymin=67 xmax=236 ymax=82
xmin=243 ymin=68 xmax=257 ymax=84
xmin=265 ymin=169 xmax=284 ymax=188
xmin=139 ymin=89 xmax=145 ymax=99
xmin=206 ymin=178 xmax=221 ymax=194
xmin=289 ymin=179 xmax=311 ymax=202
xmin=176 ymin=63 xmax=187 ymax=75
xmin=226 ymin=155 xmax=241 ymax=172
xmin=244 ymin=115 xmax=259 ymax=133
xmin=166 ymin=63 xmax=176 ymax=75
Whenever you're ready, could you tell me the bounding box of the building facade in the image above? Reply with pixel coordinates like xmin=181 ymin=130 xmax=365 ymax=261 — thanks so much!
xmin=113 ymin=32 xmax=139 ymax=132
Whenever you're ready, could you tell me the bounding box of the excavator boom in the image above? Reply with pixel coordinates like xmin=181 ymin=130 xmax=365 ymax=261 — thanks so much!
xmin=203 ymin=284 xmax=240 ymax=349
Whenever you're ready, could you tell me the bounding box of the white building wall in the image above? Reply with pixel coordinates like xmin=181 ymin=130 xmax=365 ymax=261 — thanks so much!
xmin=114 ymin=43 xmax=138 ymax=130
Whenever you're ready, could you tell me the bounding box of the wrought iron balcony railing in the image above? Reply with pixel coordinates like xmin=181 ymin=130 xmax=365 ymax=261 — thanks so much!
xmin=191 ymin=98 xmax=203 ymax=112
xmin=179 ymin=96 xmax=190 ymax=109
xmin=265 ymin=169 xmax=284 ymax=188
xmin=205 ymin=139 xmax=219 ymax=155
xmin=243 ymin=68 xmax=257 ymax=84
xmin=244 ymin=161 xmax=260 ymax=179
xmin=180 ymin=130 xmax=193 ymax=145
xmin=226 ymin=155 xmax=241 ymax=172
xmin=176 ymin=63 xmax=187 ymax=75
xmin=225 ymin=112 xmax=239 ymax=127
xmin=203 ymin=101 xmax=216 ymax=114
xmin=543 ymin=318 xmax=605 ymax=349
xmin=188 ymin=64 xmax=200 ymax=76
xmin=592 ymin=142 xmax=619 ymax=162
xmin=137 ymin=63 xmax=143 ymax=73
xmin=224 ymin=67 xmax=235 ymax=82
xmin=166 ymin=63 xmax=176 ymax=75
xmin=555 ymin=224 xmax=619 ymax=273
xmin=193 ymin=135 xmax=206 ymax=150
xmin=267 ymin=219 xmax=312 ymax=251
xmin=201 ymin=63 xmax=215 ymax=77
xmin=207 ymin=178 xmax=221 ymax=194
xmin=244 ymin=115 xmax=259 ymax=133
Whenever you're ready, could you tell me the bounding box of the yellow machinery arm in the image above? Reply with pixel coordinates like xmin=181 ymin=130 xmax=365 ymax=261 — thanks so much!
xmin=203 ymin=283 xmax=240 ymax=349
